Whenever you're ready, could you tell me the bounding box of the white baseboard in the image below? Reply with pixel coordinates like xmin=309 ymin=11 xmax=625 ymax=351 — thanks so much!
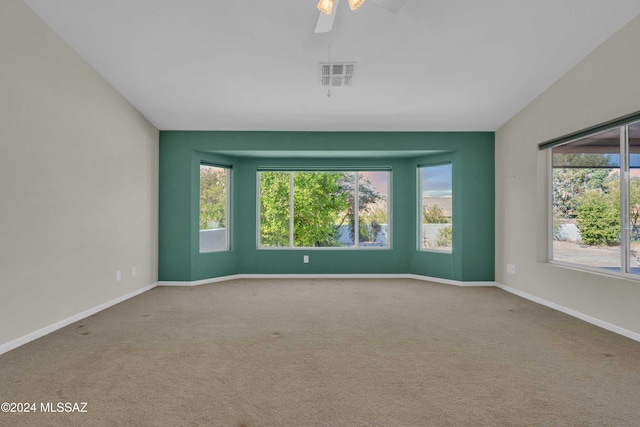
xmin=0 ymin=283 xmax=157 ymax=356
xmin=157 ymin=275 xmax=243 ymax=287
xmin=158 ymin=273 xmax=496 ymax=287
xmin=496 ymin=283 xmax=640 ymax=343
xmin=406 ymin=274 xmax=498 ymax=287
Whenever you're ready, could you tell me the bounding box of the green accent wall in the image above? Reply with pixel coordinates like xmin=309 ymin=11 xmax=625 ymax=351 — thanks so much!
xmin=159 ymin=131 xmax=494 ymax=282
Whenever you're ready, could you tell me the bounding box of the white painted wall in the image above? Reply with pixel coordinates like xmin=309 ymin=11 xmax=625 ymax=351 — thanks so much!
xmin=0 ymin=0 xmax=158 ymax=347
xmin=496 ymin=15 xmax=640 ymax=335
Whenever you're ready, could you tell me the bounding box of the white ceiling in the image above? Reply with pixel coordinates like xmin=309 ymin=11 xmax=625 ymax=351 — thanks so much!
xmin=22 ymin=0 xmax=640 ymax=131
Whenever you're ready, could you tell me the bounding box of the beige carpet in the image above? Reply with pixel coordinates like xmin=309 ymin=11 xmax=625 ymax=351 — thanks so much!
xmin=1 ymin=278 xmax=639 ymax=426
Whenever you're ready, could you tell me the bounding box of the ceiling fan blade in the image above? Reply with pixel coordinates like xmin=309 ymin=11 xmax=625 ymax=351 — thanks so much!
xmin=315 ymin=0 xmax=340 ymax=33
xmin=370 ymin=0 xmax=407 ymax=13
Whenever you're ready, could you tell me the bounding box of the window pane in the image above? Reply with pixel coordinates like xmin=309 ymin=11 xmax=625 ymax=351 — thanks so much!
xmin=259 ymin=172 xmax=291 ymax=247
xmin=335 ymin=172 xmax=355 ymax=247
xmin=420 ymin=164 xmax=452 ymax=252
xmin=258 ymin=170 xmax=392 ymax=249
xmin=628 ymin=121 xmax=640 ymax=274
xmin=552 ymin=127 xmax=621 ymax=271
xmin=199 ymin=165 xmax=228 ymax=252
xmin=358 ymin=171 xmax=390 ymax=247
xmin=293 ymin=171 xmax=349 ymax=247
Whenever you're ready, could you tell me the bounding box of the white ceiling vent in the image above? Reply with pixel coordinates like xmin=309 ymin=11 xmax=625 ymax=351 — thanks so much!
xmin=320 ymin=62 xmax=356 ymax=87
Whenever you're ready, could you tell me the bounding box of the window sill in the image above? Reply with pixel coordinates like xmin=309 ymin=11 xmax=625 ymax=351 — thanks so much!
xmin=548 ymin=259 xmax=640 ymax=282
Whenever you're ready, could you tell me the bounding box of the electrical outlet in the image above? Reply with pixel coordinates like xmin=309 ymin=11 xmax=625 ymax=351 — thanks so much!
xmin=116 ymin=270 xmax=122 ymax=282
xmin=506 ymin=264 xmax=516 ymax=274
xmin=303 ymin=255 xmax=309 ymax=264
xmin=132 ymin=266 xmax=137 ymax=276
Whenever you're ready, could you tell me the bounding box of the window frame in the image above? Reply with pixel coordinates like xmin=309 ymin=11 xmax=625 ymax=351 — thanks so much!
xmin=544 ymin=113 xmax=640 ymax=279
xmin=199 ymin=162 xmax=230 ymax=253
xmin=257 ymin=169 xmax=392 ymax=250
xmin=418 ymin=162 xmax=453 ymax=253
